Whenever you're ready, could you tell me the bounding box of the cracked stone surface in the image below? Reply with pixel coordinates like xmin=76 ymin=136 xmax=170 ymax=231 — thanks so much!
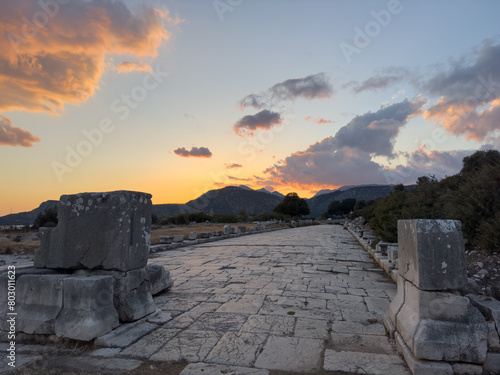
xmin=5 ymin=225 xmax=409 ymax=374
xmin=324 ymin=349 xmax=410 ymax=374
xmin=205 ymin=332 xmax=268 ymax=366
xmin=254 ymin=336 xmax=323 ymax=372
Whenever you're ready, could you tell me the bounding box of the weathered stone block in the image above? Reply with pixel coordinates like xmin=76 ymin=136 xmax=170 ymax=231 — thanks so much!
xmin=397 ymin=220 xmax=467 ymax=290
xmin=0 ymin=267 xmax=60 ymax=332
xmin=230 ymin=227 xmax=238 ymax=234
xmin=17 ymin=275 xmax=69 ymax=334
xmin=172 ymin=235 xmax=184 ymax=242
xmin=188 ymin=232 xmax=197 ymax=240
xmin=376 ymin=241 xmax=397 ymax=256
xmin=238 ymin=226 xmax=246 ymax=233
xmin=55 ymin=276 xmax=119 ymax=341
xmin=483 ymin=352 xmax=500 ymax=374
xmin=395 ymin=332 xmax=453 ymax=375
xmin=467 ymin=294 xmax=500 ymax=331
xmin=74 ymin=268 xmax=157 ymax=322
xmin=35 ymin=191 xmax=152 ymax=272
xmin=33 ymin=227 xmax=53 ymax=268
xmin=200 ymin=232 xmax=210 ymax=238
xmin=213 ymin=231 xmax=222 ymax=237
xmin=451 ymin=363 xmax=483 ymax=375
xmin=158 ymin=236 xmax=173 ymax=244
xmin=224 ymin=225 xmax=231 ymax=235
xmin=146 ymin=265 xmax=174 ymax=295
xmin=389 ymin=274 xmax=406 ymax=327
xmin=396 ymin=281 xmax=487 ymax=363
xmin=388 ymin=246 xmax=398 ymax=263
xmin=114 ymin=268 xmax=156 ymax=322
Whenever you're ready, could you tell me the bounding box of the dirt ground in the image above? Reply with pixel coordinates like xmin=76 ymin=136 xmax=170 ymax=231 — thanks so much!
xmin=150 ymin=222 xmax=260 ymax=244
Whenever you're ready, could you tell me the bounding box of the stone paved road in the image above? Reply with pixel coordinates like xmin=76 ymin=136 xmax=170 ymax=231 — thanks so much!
xmin=1 ymin=225 xmax=411 ymax=375
xmin=136 ymin=225 xmax=409 ymax=374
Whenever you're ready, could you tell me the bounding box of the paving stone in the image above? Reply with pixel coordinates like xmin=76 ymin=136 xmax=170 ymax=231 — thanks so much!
xmin=89 ymin=348 xmax=122 ymax=357
xmin=294 ymin=318 xmax=329 ymax=339
xmin=216 ymin=295 xmax=265 ymax=314
xmin=179 ymin=362 xmax=269 ymax=375
xmin=254 ymin=336 xmax=323 ymax=372
xmin=45 ymin=356 xmax=143 ymax=373
xmin=163 ymin=311 xmax=204 ymax=329
xmin=95 ymin=321 xmax=157 ymax=348
xmin=150 ymin=329 xmax=224 ymax=362
xmin=324 ymin=349 xmax=410 ymax=375
xmin=240 ymin=314 xmax=295 ymax=336
xmin=328 ymin=333 xmax=395 ymax=355
xmin=190 ymin=312 xmax=248 ymax=332
xmin=205 ymin=332 xmax=268 ymax=366
xmin=330 ymin=321 xmax=386 ymax=336
xmin=364 ymin=296 xmax=391 ymax=314
xmin=121 ymin=327 xmax=180 ymax=358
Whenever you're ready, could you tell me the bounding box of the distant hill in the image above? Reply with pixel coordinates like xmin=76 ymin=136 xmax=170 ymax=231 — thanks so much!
xmin=185 ymin=186 xmax=283 ymax=216
xmin=0 ymin=185 xmax=405 ymax=225
xmin=152 ymin=186 xmax=285 ymax=217
xmin=0 ymin=200 xmax=58 ymax=226
xmin=306 ymin=185 xmax=397 ymax=218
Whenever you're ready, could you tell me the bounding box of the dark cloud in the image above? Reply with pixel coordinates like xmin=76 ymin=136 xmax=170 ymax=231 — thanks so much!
xmin=227 ymin=176 xmax=251 ymax=181
xmin=173 ymin=146 xmax=212 ymax=158
xmin=345 ymin=73 xmax=407 ymax=94
xmin=345 ymin=42 xmax=500 ymax=141
xmin=239 ymin=73 xmax=334 ymax=109
xmin=264 ymin=146 xmax=476 ymax=191
xmin=0 ymin=116 xmax=40 ymax=147
xmin=264 ymin=147 xmax=387 ymax=188
xmin=308 ymin=98 xmax=426 ymax=157
xmin=421 ymin=42 xmax=500 ymax=140
xmin=225 ymin=163 xmax=243 ymax=169
xmin=233 ymin=109 xmax=282 ymax=136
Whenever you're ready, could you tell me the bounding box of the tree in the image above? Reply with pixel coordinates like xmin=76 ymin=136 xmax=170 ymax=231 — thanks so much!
xmin=34 ymin=208 xmax=58 ymax=228
xmin=324 ymin=198 xmax=357 ymax=217
xmin=273 ymin=192 xmax=310 ymax=217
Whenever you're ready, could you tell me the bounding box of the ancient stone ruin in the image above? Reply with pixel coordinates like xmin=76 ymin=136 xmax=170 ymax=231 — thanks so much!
xmin=0 ymin=191 xmax=173 ymax=342
xmin=387 ymin=219 xmax=499 ymax=375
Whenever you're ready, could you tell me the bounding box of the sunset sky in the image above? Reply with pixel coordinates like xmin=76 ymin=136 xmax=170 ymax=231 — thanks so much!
xmin=1 ymin=0 xmax=500 ymax=216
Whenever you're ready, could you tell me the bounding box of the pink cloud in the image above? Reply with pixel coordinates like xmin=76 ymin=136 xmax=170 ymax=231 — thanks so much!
xmin=0 ymin=1 xmax=178 ymax=144
xmin=0 ymin=115 xmax=40 ymax=147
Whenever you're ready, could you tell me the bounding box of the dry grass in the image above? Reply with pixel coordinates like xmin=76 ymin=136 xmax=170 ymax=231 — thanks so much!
xmin=150 ymin=222 xmax=259 ymax=244
xmin=0 ymin=235 xmax=40 ymax=256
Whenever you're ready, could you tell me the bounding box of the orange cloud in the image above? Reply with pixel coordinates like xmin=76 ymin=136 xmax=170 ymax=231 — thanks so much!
xmin=0 ymin=115 xmax=40 ymax=147
xmin=0 ymin=1 xmax=177 ymax=144
xmin=116 ymin=61 xmax=153 ymax=74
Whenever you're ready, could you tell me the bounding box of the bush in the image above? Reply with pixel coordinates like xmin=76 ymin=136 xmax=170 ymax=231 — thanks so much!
xmin=34 ymin=208 xmax=58 ymax=228
xmin=350 ymin=150 xmax=500 ymax=253
xmin=273 ymin=192 xmax=310 ymax=217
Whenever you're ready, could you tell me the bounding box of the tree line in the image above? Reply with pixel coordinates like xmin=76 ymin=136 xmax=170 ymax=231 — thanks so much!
xmin=349 ymin=149 xmax=500 ymax=254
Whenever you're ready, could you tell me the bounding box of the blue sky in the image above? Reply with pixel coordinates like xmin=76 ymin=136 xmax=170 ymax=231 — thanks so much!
xmin=1 ymin=0 xmax=499 ymax=215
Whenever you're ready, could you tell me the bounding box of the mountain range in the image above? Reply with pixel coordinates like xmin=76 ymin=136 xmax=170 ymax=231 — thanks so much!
xmin=0 ymin=184 xmax=400 ymax=225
